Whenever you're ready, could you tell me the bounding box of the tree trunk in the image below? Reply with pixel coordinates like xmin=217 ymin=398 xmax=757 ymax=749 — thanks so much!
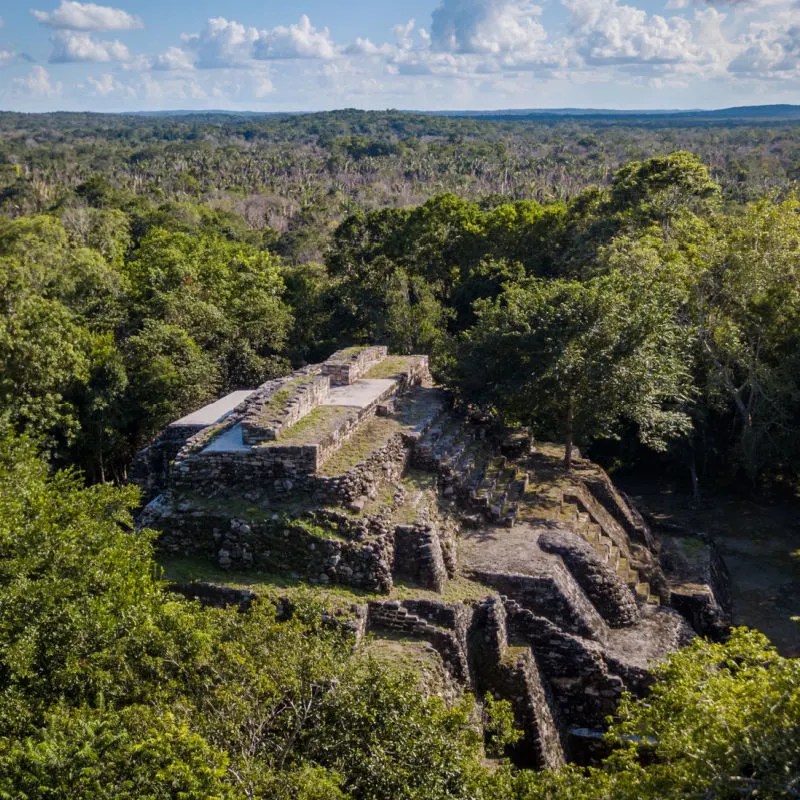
xmin=564 ymin=397 xmax=574 ymax=471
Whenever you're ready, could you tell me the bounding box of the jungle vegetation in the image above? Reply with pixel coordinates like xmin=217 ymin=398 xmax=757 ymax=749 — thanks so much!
xmin=0 ymin=109 xmax=798 ymax=798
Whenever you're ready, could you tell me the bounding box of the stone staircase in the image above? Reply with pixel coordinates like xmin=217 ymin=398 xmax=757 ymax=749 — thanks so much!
xmin=366 ymin=600 xmax=469 ymax=682
xmin=562 ymin=498 xmax=660 ymax=606
xmin=470 ymin=456 xmax=528 ymax=527
xmin=414 ymin=420 xmax=527 ymax=527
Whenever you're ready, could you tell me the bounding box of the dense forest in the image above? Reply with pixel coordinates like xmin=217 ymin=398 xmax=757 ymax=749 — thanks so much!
xmin=0 ymin=110 xmax=798 ymax=797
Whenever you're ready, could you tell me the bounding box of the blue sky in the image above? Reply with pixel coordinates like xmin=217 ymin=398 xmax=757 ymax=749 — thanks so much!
xmin=1 ymin=0 xmax=798 ymax=112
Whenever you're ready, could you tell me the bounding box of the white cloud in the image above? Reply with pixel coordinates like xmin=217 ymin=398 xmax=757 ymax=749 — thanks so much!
xmin=431 ymin=0 xmax=548 ymax=54
xmin=345 ymin=37 xmax=394 ymax=56
xmin=80 ymin=72 xmax=137 ymax=97
xmin=152 ymin=46 xmax=195 ymax=71
xmin=182 ymin=17 xmax=259 ymax=68
xmin=49 ymin=30 xmax=130 ymax=62
xmin=728 ymin=11 xmax=800 ymax=75
xmin=562 ymin=0 xmax=732 ymax=74
xmin=254 ymin=15 xmax=339 ymax=59
xmin=14 ymin=65 xmax=62 ymax=96
xmin=32 ymin=1 xmax=142 ymax=31
xmin=0 ymin=49 xmax=14 ymax=66
xmin=254 ymin=74 xmax=274 ymax=96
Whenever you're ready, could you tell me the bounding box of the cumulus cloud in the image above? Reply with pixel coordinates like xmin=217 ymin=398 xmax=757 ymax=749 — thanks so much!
xmin=49 ymin=30 xmax=130 ymax=62
xmin=344 ymin=37 xmax=394 ymax=56
xmin=430 ymin=0 xmax=547 ymax=54
xmin=152 ymin=46 xmax=195 ymax=71
xmin=253 ymin=15 xmax=338 ymax=59
xmin=32 ymin=1 xmax=142 ymax=31
xmin=181 ymin=17 xmax=259 ymax=68
xmin=562 ymin=0 xmax=732 ymax=73
xmin=0 ymin=49 xmax=14 ymax=67
xmin=729 ymin=12 xmax=800 ymax=74
xmin=82 ymin=72 xmax=128 ymax=95
xmin=14 ymin=65 xmax=62 ymax=96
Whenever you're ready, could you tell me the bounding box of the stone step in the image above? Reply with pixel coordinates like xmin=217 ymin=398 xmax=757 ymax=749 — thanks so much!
xmin=594 ymin=539 xmax=612 ymax=563
xmin=507 ymin=477 xmax=527 ymax=502
xmin=634 ymin=582 xmax=653 ymax=602
xmin=585 ymin=525 xmax=602 ymax=545
xmin=607 ymin=544 xmax=620 ymax=571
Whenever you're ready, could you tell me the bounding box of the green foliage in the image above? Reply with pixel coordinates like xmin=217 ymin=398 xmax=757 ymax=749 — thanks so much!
xmin=485 ymin=629 xmax=800 ymax=800
xmin=482 ymin=693 xmax=523 ymax=757
xmin=451 ymin=271 xmax=693 ymax=466
xmin=0 ymin=433 xmax=497 ymax=799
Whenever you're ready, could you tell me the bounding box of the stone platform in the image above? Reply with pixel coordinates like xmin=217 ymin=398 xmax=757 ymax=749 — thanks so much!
xmin=133 ymin=347 xmax=730 ymax=771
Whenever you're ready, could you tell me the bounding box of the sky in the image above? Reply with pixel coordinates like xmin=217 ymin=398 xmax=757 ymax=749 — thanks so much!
xmin=0 ymin=0 xmax=799 ymax=112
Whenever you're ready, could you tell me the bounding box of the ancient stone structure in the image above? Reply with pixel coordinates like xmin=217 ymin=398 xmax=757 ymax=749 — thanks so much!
xmin=133 ymin=345 xmax=730 ymax=769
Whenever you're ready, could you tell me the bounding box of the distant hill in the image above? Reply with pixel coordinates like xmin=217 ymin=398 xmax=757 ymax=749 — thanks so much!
xmin=428 ymin=105 xmax=800 ymax=121
xmin=122 ymin=105 xmax=800 ymax=123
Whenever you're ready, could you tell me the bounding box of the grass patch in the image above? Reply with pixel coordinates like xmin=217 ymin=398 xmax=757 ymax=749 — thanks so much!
xmin=326 ymin=346 xmax=368 ymax=364
xmin=392 ymin=470 xmax=437 ymax=525
xmin=255 ymin=373 xmax=321 ymax=424
xmin=364 ymin=356 xmax=416 ymax=380
xmin=158 ymin=556 xmax=496 ymax=608
xmin=276 ymin=406 xmax=356 ymax=445
xmin=319 ymin=416 xmax=400 ymax=476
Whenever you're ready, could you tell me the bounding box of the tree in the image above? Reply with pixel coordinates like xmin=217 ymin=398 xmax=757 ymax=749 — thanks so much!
xmin=122 ymin=320 xmax=219 ymax=452
xmin=490 ymin=629 xmax=800 ymax=800
xmin=452 ymin=272 xmax=693 ymax=468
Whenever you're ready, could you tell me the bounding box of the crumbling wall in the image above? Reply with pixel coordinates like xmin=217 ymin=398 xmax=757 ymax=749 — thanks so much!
xmin=130 ymin=423 xmax=205 ymax=502
xmin=393 ymin=523 xmax=448 ymax=592
xmin=366 ymin=600 xmax=469 ymax=683
xmin=242 ymin=374 xmax=330 ymax=444
xmin=469 ymin=597 xmax=566 ymax=770
xmin=503 ymin=599 xmax=625 ymax=731
xmin=563 ymin=485 xmax=668 ymax=602
xmin=316 ymin=431 xmax=410 ymax=503
xmin=151 ymin=511 xmax=394 ymax=592
xmin=322 ymin=345 xmax=388 ymax=385
xmin=467 ymin=562 xmax=608 ymax=641
xmin=538 ymin=531 xmax=640 ymax=628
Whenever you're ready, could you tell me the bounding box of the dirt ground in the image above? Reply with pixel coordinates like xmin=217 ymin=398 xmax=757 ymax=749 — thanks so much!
xmin=618 ymin=477 xmax=800 ymax=657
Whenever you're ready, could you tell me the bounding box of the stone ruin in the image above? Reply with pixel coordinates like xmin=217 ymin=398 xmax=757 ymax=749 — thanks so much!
xmin=133 ymin=345 xmax=731 ymax=768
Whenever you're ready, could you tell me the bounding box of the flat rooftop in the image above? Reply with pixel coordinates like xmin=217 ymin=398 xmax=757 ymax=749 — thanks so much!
xmin=323 ymin=378 xmax=396 ymax=409
xmin=170 ymin=390 xmax=255 ymax=427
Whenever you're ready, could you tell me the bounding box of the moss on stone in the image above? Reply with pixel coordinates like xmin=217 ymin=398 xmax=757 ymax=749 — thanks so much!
xmin=326 ymin=346 xmax=368 ymax=364
xmin=276 ymin=406 xmax=356 ymax=445
xmin=364 ymin=355 xmax=416 ymax=380
xmin=319 ymin=416 xmax=400 ymax=477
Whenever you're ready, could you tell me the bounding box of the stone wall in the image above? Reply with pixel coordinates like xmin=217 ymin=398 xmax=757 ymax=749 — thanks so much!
xmin=321 ymin=345 xmax=388 ymax=385
xmin=503 ymin=599 xmax=625 ymax=731
xmin=316 ymin=431 xmax=411 ymax=504
xmin=393 ymin=523 xmax=448 ymax=592
xmin=167 ymin=581 xmax=256 ymax=611
xmin=171 ymin=445 xmax=320 ymax=499
xmin=564 ymin=485 xmax=669 ymax=602
xmin=152 ymin=511 xmax=394 ymax=592
xmin=538 ymin=531 xmax=640 ymax=628
xmin=659 ymin=532 xmax=732 ymax=640
xmin=130 ymin=423 xmax=205 ymax=502
xmin=366 ymin=600 xmax=469 ymax=683
xmin=583 ymin=472 xmax=656 ymax=549
xmin=467 ymin=560 xmax=608 ymax=641
xmin=243 ymin=373 xmax=330 ymax=445
xmin=469 ymin=597 xmax=566 ymax=770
